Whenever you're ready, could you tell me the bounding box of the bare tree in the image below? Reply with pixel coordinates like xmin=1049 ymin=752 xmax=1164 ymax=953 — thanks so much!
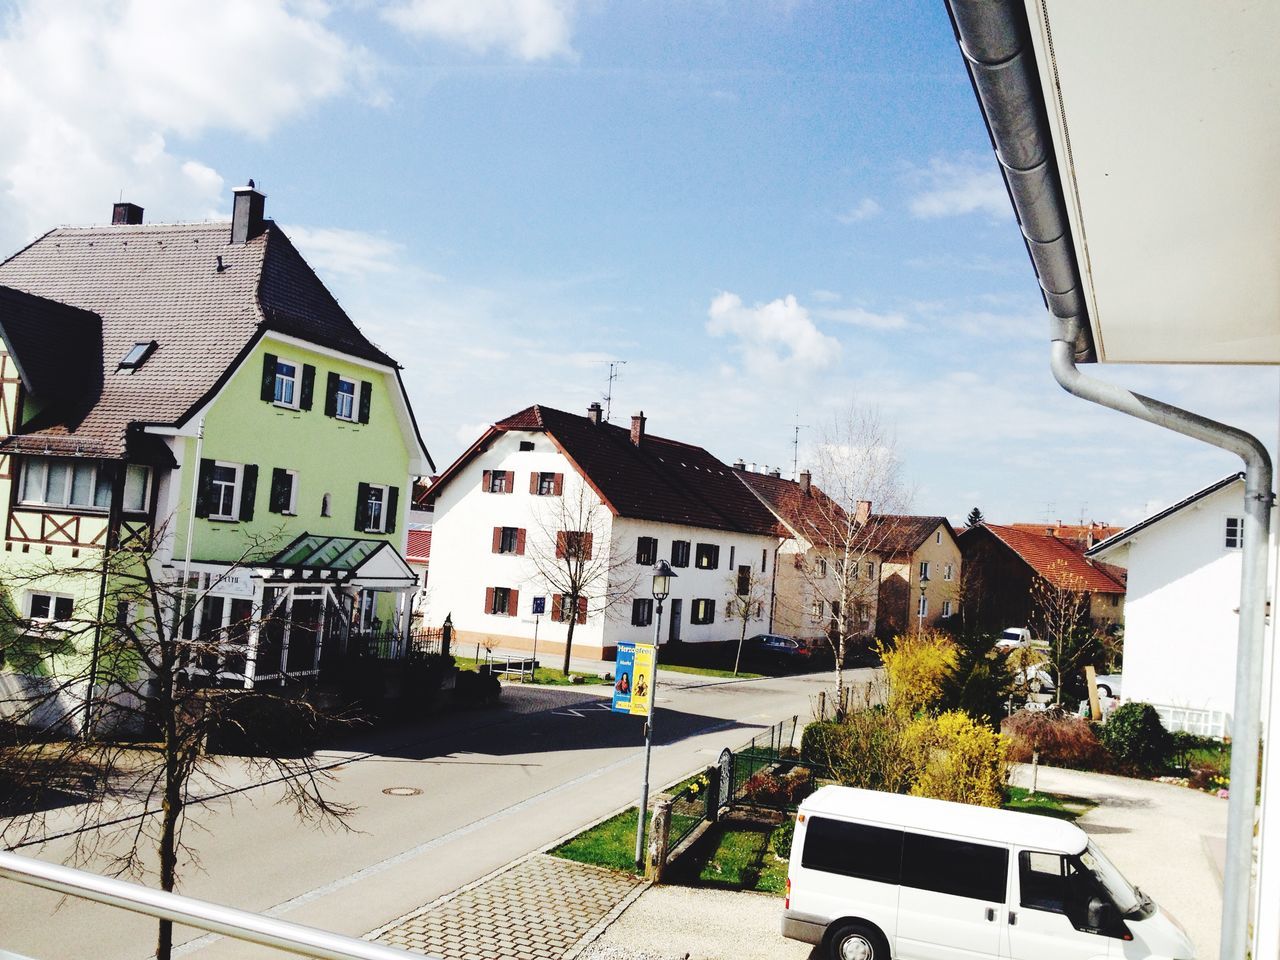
xmin=791 ymin=404 xmax=912 ymax=715
xmin=724 ymin=565 xmax=770 ymax=676
xmin=526 ymin=477 xmax=638 ymax=676
xmin=1027 ymin=559 xmax=1105 ymax=705
xmin=0 ymin=528 xmax=354 ymax=960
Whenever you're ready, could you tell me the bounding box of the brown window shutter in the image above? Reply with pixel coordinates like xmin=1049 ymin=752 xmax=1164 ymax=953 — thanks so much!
xmin=552 ymin=594 xmax=562 ymax=622
xmin=553 ymin=473 xmax=564 ymax=495
xmin=577 ymin=596 xmax=587 ymax=624
xmin=516 ymin=528 xmax=526 ymax=555
xmin=484 ymin=587 xmax=495 ymax=614
xmin=505 ymin=471 xmax=515 ymax=492
xmin=529 ymin=472 xmax=538 ymax=494
xmin=508 ymin=589 xmax=519 ymax=616
xmin=482 ymin=470 xmax=491 ymax=491
xmin=492 ymin=527 xmax=502 ymax=553
xmin=556 ymin=531 xmax=567 ymax=558
xmin=583 ymin=532 xmax=594 ymax=560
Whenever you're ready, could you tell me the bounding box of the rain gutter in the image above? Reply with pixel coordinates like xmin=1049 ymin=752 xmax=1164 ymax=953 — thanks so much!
xmin=944 ymin=3 xmax=1275 ymax=958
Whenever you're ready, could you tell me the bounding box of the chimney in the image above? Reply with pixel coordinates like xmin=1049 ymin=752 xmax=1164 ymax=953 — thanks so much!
xmin=112 ymin=202 xmax=144 ymax=225
xmin=733 ymin=459 xmax=746 ymax=471
xmin=231 ymin=180 xmax=267 ymax=244
xmin=799 ymin=470 xmax=811 ymax=495
xmin=855 ymin=500 xmax=871 ymax=526
xmin=587 ymin=402 xmax=603 ymax=425
xmin=770 ymin=468 xmax=781 ymax=478
xmin=630 ymin=411 xmax=646 ymax=446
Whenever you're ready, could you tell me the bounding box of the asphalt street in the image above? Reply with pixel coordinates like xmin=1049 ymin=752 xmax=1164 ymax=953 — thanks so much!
xmin=0 ymin=666 xmax=856 ymax=960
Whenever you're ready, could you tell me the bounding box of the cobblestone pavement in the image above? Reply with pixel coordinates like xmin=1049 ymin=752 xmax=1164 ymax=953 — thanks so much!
xmin=371 ymin=854 xmax=645 ymax=960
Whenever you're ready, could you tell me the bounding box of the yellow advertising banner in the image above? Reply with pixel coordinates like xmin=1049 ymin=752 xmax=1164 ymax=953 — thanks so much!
xmin=629 ymin=643 xmax=656 ymax=716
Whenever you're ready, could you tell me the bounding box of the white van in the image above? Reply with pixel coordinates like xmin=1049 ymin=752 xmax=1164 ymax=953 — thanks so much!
xmin=783 ymin=786 xmax=1193 ymax=960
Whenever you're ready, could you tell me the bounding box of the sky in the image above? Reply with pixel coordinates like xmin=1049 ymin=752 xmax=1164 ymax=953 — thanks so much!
xmin=1 ymin=0 xmax=1276 ymax=527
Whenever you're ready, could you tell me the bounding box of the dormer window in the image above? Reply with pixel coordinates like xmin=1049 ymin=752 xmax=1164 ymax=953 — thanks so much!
xmin=119 ymin=341 xmax=157 ymax=370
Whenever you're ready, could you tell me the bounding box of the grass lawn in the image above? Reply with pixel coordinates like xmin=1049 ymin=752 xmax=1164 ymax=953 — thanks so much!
xmin=452 ymin=657 xmax=612 ymax=687
xmin=551 ymin=807 xmax=642 ymax=874
xmin=1003 ymin=786 xmax=1096 ymax=821
xmin=660 ymin=663 xmax=763 ymax=679
xmin=668 ymin=815 xmax=790 ymax=894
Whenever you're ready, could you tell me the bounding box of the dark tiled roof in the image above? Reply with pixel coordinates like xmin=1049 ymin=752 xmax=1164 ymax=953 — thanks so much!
xmin=977 ymin=523 xmax=1126 ymax=593
xmin=1086 ymin=473 xmax=1244 ymax=560
xmin=435 ymin=405 xmax=780 ymax=536
xmin=857 ymin=514 xmax=952 ymax=556
xmin=0 ymin=285 xmax=101 ymax=420
xmin=0 ymin=220 xmax=395 ymax=458
xmin=736 ymin=470 xmax=844 ymax=542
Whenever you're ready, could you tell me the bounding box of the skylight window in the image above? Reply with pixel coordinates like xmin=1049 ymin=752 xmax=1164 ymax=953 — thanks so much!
xmin=119 ymin=341 xmax=157 ymax=370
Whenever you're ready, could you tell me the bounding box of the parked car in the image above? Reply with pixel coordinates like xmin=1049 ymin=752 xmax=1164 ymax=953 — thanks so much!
xmin=1015 ymin=663 xmax=1056 ymax=695
xmin=1095 ymin=673 xmax=1122 ymax=698
xmin=995 ymin=626 xmax=1032 ymax=651
xmin=783 ymin=785 xmax=1191 ymax=960
xmin=742 ymin=633 xmax=810 ymax=664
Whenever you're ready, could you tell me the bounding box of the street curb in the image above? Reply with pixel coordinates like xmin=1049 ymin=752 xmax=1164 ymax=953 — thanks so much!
xmin=560 ymin=876 xmax=653 ymax=960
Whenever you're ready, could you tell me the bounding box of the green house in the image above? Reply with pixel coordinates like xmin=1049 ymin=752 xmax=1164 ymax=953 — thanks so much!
xmin=0 ymin=186 xmax=433 ymax=707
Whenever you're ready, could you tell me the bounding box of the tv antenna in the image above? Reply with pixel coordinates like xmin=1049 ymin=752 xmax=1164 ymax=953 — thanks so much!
xmin=600 ymin=360 xmax=627 ymax=422
xmin=791 ymin=414 xmax=809 ymax=480
xmin=1041 ymin=501 xmax=1056 ymax=525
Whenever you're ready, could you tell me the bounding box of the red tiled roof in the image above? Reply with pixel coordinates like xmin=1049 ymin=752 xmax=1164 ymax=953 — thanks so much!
xmin=1007 ymin=521 xmax=1122 ymax=550
xmin=431 ymin=405 xmax=780 ymax=536
xmin=406 ymin=528 xmax=431 ymax=563
xmin=736 ymin=470 xmax=844 ymax=543
xmin=980 ymin=523 xmax=1126 ymax=593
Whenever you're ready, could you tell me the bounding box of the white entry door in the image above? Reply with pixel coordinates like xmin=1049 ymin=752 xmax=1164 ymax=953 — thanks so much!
xmin=895 ymin=833 xmax=1007 ymax=960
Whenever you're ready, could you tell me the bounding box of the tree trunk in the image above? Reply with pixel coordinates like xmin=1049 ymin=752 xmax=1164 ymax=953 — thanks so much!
xmin=561 ymin=601 xmax=577 ymax=677
xmin=833 ymin=630 xmax=846 ymax=720
xmin=1030 ymin=748 xmax=1040 ymax=797
xmin=734 ymin=619 xmax=747 ymax=677
xmin=155 ymin=649 xmax=183 ymax=960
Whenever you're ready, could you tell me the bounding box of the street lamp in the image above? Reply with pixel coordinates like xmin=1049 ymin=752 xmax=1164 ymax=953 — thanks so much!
xmin=917 ymin=569 xmax=930 ymax=634
xmin=635 ymin=559 xmax=676 ymax=871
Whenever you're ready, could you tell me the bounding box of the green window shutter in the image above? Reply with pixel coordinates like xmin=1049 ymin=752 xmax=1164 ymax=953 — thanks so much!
xmin=269 ymin=468 xmax=289 ymax=514
xmin=239 ymin=465 xmax=258 ymax=521
xmin=385 ymin=486 xmax=399 ymax=534
xmin=195 ymin=458 xmax=215 ymax=518
xmin=358 ymin=381 xmax=372 ymax=424
xmin=299 ymin=365 xmax=316 ymax=411
xmin=324 ymin=372 xmax=340 ymax=418
xmin=260 ymin=353 xmax=277 ymax=402
xmin=355 ymin=482 xmax=370 ymax=531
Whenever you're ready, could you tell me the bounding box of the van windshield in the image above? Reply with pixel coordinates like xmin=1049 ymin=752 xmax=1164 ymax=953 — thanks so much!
xmin=1080 ymin=841 xmax=1147 ymax=917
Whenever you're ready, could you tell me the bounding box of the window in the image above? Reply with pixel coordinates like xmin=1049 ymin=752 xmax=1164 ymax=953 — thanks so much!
xmin=494 ymin=526 xmax=523 ymax=555
xmin=632 ymin=598 xmax=654 ymax=626
xmin=484 ymin=470 xmax=513 ymax=494
xmin=321 ymin=492 xmax=332 ymax=517
xmin=552 ymin=594 xmax=586 ymax=624
xmin=532 ymin=472 xmax=563 ymax=496
xmin=365 ymin=484 xmax=387 ymax=532
xmin=728 ymin=545 xmax=736 ymax=570
xmin=737 ymin=564 xmax=752 ymax=596
xmin=1018 ymin=851 xmax=1121 ymax=935
xmin=811 ymin=598 xmax=824 ymax=620
xmin=556 ymin=530 xmax=593 ymax=560
xmin=901 ymin=832 xmax=1008 ymax=903
xmin=636 ymin=536 xmax=658 ymax=565
xmin=691 ymin=599 xmax=715 ymax=625
xmin=695 ymin=543 xmax=720 ymax=569
xmin=28 ymin=592 xmax=74 ymax=622
xmin=761 ymin=548 xmax=768 ymax=573
xmin=269 ymin=468 xmax=299 ymax=515
xmin=671 ymin=540 xmax=691 ymax=568
xmin=123 ymin=464 xmax=151 ymax=512
xmin=210 ymin=464 xmax=240 ymax=519
xmin=919 ymin=560 xmax=930 ymax=580
xmin=802 ymin=817 xmax=903 ymax=884
xmin=487 ymin=586 xmax=515 ymax=616
xmin=917 ymin=594 xmax=928 ymax=618
xmin=943 ymin=562 xmax=954 ymax=581
xmin=334 ymin=377 xmax=357 ymax=421
xmin=816 ymin=558 xmax=828 ymax=577
xmin=936 ymin=530 xmax=942 ymax=544
xmin=865 ymin=561 xmax=874 ymax=579
xmin=18 ymin=457 xmax=113 ymax=510
xmin=1225 ymin=516 xmax=1244 ymax=549
xmin=942 ymin=599 xmax=953 ymax=618
xmin=519 ymin=440 xmax=535 ymax=452
xmin=273 ymin=359 xmax=299 ymax=407
xmin=118 ymin=340 xmax=156 ymax=370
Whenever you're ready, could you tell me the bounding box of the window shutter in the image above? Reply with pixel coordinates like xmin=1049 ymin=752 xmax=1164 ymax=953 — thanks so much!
xmin=553 ymin=473 xmax=564 ymax=495
xmin=515 ymin=528 xmax=526 ymax=555
xmin=631 ymin=599 xmax=642 ymax=626
xmin=195 ymin=458 xmax=215 ymax=518
xmin=551 ymin=594 xmax=562 ymax=622
xmin=324 ymin=371 xmax=340 ymax=417
xmin=485 ymin=587 xmax=495 ymax=614
xmin=508 ymin=589 xmax=519 ymax=617
xmin=583 ymin=532 xmax=594 ymax=560
xmin=504 ymin=470 xmax=515 ymax=493
xmin=299 ymin=364 xmax=316 ymax=411
xmin=576 ymin=596 xmax=587 ymax=624
xmin=355 ymin=481 xmax=370 ymax=531
xmin=386 ymin=486 xmax=399 ymax=533
xmin=492 ymin=527 xmax=502 ymax=553
xmin=260 ymin=353 xmax=277 ymax=402
xmin=556 ymin=531 xmax=567 ymax=558
xmin=529 ymin=472 xmax=539 ymax=494
xmin=707 ymin=599 xmax=716 ymax=623
xmin=269 ymin=467 xmax=289 ymax=514
xmin=239 ymin=464 xmax=258 ymax=522
xmin=482 ymin=470 xmax=492 ymax=491
xmin=358 ymin=380 xmax=372 ymax=424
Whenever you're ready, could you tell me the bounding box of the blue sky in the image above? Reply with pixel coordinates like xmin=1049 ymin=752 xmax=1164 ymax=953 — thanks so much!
xmin=2 ymin=0 xmax=1275 ymax=526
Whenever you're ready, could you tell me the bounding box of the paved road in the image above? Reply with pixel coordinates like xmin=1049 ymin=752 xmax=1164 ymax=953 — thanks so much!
xmin=0 ymin=667 xmax=854 ymax=960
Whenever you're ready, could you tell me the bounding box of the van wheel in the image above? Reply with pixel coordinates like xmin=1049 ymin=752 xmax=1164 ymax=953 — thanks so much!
xmin=826 ymin=921 xmax=888 ymax=960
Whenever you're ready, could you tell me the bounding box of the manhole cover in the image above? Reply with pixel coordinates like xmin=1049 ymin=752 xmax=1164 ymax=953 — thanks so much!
xmin=382 ymin=786 xmax=423 ymax=797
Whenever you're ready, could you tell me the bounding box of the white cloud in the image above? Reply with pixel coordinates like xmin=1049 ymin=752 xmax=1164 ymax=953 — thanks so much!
xmin=706 ymin=292 xmax=841 ymax=376
xmin=285 ymin=225 xmax=409 ymax=281
xmin=383 ymin=0 xmax=577 ymax=61
xmin=836 ymin=198 xmax=881 ymax=224
xmin=0 ymin=0 xmax=369 ymax=254
xmin=810 ymin=289 xmax=842 ymax=303
xmin=908 ymin=156 xmax=1010 ymax=221
xmin=815 ymin=306 xmax=910 ymax=331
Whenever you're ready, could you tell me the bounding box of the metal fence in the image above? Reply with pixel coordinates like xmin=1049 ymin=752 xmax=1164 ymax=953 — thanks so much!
xmin=347 ymin=627 xmax=444 ymax=662
xmin=667 ymin=773 xmax=716 ymax=851
xmin=728 ymin=715 xmax=799 ymax=806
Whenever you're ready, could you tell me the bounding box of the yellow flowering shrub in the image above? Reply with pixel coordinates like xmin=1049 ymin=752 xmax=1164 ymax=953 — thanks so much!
xmin=903 ymin=710 xmax=1008 ymax=808
xmin=878 ymin=631 xmax=958 ymax=717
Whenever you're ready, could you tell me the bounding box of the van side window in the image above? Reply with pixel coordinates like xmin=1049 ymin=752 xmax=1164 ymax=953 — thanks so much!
xmin=901 ymin=833 xmax=1008 ymax=903
xmin=802 ymin=817 xmax=904 ymax=884
xmin=1020 ymin=852 xmax=1121 ymax=936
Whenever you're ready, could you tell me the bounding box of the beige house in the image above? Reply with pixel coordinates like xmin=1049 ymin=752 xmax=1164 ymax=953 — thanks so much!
xmin=864 ymin=516 xmax=962 ymax=638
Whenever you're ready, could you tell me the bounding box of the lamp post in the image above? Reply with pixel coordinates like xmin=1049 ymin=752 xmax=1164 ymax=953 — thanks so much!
xmin=917 ymin=570 xmax=930 ymax=634
xmin=635 ymin=559 xmax=676 ymax=872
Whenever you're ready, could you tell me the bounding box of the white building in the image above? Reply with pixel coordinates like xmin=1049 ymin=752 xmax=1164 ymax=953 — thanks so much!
xmin=1088 ymin=474 xmax=1272 ymax=738
xmin=423 ymin=403 xmax=779 ymax=661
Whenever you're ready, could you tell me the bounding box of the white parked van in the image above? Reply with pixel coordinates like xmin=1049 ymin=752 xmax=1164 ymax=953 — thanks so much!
xmin=783 ymin=786 xmax=1193 ymax=960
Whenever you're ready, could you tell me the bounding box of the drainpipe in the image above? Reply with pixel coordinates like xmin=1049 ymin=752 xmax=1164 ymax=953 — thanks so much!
xmin=1051 ymin=317 xmax=1273 ymax=960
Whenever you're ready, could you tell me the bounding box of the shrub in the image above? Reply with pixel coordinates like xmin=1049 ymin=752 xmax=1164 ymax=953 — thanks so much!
xmin=800 ymin=719 xmax=847 ymax=769
xmin=826 ymin=704 xmax=916 ymax=795
xmin=743 ymin=772 xmax=787 ymax=806
xmin=937 ymin=632 xmax=1014 ymax=728
xmin=453 ymin=668 xmax=501 ymax=706
xmin=878 ymin=632 xmax=957 ymax=716
xmin=1099 ymin=701 xmax=1171 ymax=772
xmin=902 ymin=710 xmax=1008 ymax=808
xmin=1001 ymin=707 xmax=1107 ymax=770
xmin=773 ymin=816 xmax=796 ymax=858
